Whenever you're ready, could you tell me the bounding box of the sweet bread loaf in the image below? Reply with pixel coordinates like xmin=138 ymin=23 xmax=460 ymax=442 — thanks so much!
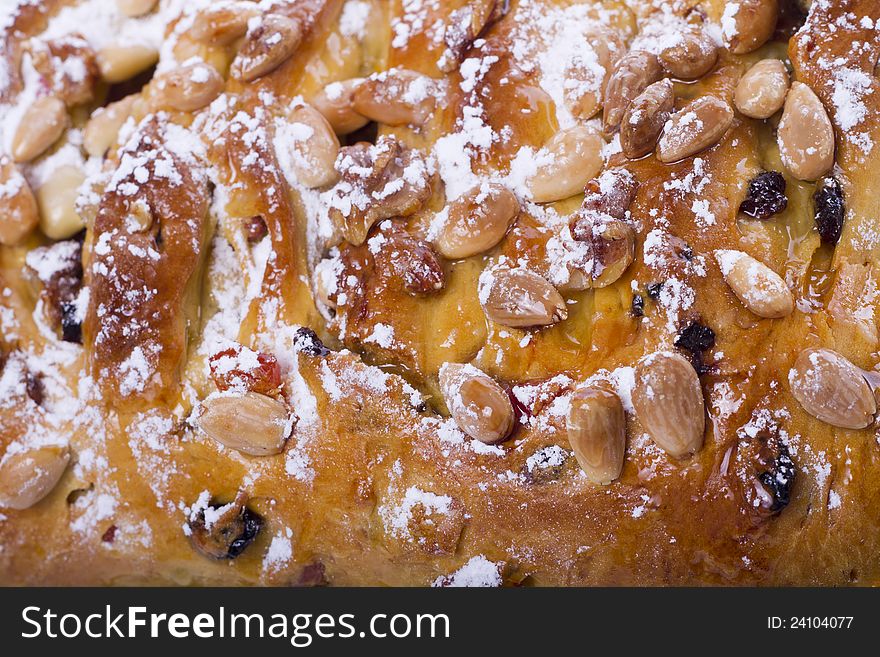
xmin=1 ymin=0 xmax=879 ymax=586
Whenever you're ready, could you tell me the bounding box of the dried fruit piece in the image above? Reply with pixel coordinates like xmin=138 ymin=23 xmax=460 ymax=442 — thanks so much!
xmin=231 ymin=14 xmax=303 ymax=82
xmin=757 ymin=442 xmax=796 ymax=513
xmin=0 ymin=445 xmax=70 ymax=510
xmin=439 ymin=363 xmax=514 ymax=444
xmin=191 ymin=1 xmax=259 ymax=45
xmin=734 ymin=58 xmax=790 ymax=119
xmin=277 ymin=103 xmax=341 ymax=189
xmin=186 ymin=493 xmax=263 ymax=559
xmin=433 ymin=183 xmax=519 ymax=259
xmin=632 ymin=352 xmax=705 ymax=458
xmin=620 ymin=78 xmax=674 ymax=159
xmin=777 ymin=82 xmax=834 ymax=181
xmin=657 ymin=95 xmax=734 ymax=163
xmin=311 ymin=79 xmax=369 ymax=135
xmin=789 ymin=348 xmax=876 ymax=429
xmin=527 ymin=125 xmax=605 ymax=203
xmin=351 ymin=68 xmax=437 ymax=127
xmin=602 ymin=50 xmax=663 ymax=135
xmin=198 ymin=392 xmax=291 ymax=456
xmin=243 ymin=215 xmax=268 ymax=243
xmin=378 ymin=229 xmax=447 ymax=296
xmin=566 ymin=385 xmax=626 ymax=484
xmin=721 ymin=0 xmax=779 ymax=54
xmin=675 ymin=321 xmax=716 ymax=373
xmin=479 ymin=267 xmax=567 ymax=328
xmin=96 ymin=44 xmax=159 ymax=83
xmin=83 ymin=95 xmax=136 ymax=157
xmin=152 ymin=61 xmax=224 ymax=112
xmin=209 ymin=343 xmax=282 ymax=395
xmin=813 ymin=177 xmax=844 ymax=245
xmin=716 ymin=249 xmax=793 ymax=318
xmin=739 ymin=171 xmax=787 ymax=219
xmin=12 ymin=95 xmax=68 ymax=163
xmin=658 ymin=28 xmax=718 ymax=80
xmin=0 ymin=156 xmax=39 ymax=245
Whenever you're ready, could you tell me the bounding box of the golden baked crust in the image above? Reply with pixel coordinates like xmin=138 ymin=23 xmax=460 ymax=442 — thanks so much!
xmin=1 ymin=0 xmax=880 ymax=586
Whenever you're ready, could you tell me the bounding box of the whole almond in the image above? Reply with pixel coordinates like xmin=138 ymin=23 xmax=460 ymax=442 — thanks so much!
xmin=479 ymin=267 xmax=568 ymax=328
xmin=563 ymin=27 xmax=624 ymax=120
xmin=231 ymin=14 xmax=303 ymax=82
xmin=198 ymin=392 xmax=291 ymax=456
xmin=12 ymin=96 xmax=68 ymax=163
xmin=311 ymin=79 xmax=369 ymax=135
xmin=658 ymin=28 xmax=718 ymax=80
xmin=591 ymin=219 xmax=636 ymax=287
xmin=277 ymin=104 xmax=341 ymax=189
xmin=351 ymin=69 xmax=437 ymax=127
xmin=789 ymin=348 xmax=876 ymax=429
xmin=527 ymin=124 xmax=604 ymax=203
xmin=602 ymin=50 xmax=663 ymax=135
xmin=621 ymin=78 xmax=674 ymax=159
xmin=439 ymin=363 xmax=514 ymax=444
xmin=191 ymin=1 xmax=259 ymax=45
xmin=721 ymin=0 xmax=779 ymax=55
xmin=0 ymin=445 xmax=70 ymax=510
xmin=657 ymin=95 xmax=734 ymax=163
xmin=777 ymin=82 xmax=834 ymax=181
xmin=117 ymin=0 xmax=157 ymax=17
xmin=434 ymin=183 xmax=519 ymax=259
xmin=0 ymin=157 xmax=39 ymax=245
xmin=152 ymin=62 xmax=224 ymax=112
xmin=734 ymin=59 xmax=790 ymax=119
xmin=632 ymin=352 xmax=705 ymax=458
xmin=36 ymin=165 xmax=86 ymax=240
xmin=97 ymin=44 xmax=159 ymax=83
xmin=566 ymin=386 xmax=626 ymax=484
xmin=83 ymin=95 xmax=136 ymax=157
xmin=716 ymin=249 xmax=793 ymax=318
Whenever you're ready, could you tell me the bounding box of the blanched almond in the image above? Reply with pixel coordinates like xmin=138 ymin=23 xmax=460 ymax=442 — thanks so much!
xmin=231 ymin=14 xmax=303 ymax=82
xmin=12 ymin=96 xmax=68 ymax=163
xmin=191 ymin=1 xmax=259 ymax=45
xmin=83 ymin=95 xmax=136 ymax=157
xmin=602 ymin=50 xmax=663 ymax=135
xmin=479 ymin=267 xmax=567 ymax=327
xmin=36 ymin=165 xmax=86 ymax=240
xmin=351 ymin=69 xmax=437 ymax=127
xmin=439 ymin=363 xmax=513 ymax=444
xmin=434 ymin=183 xmax=519 ymax=259
xmin=277 ymin=104 xmax=341 ymax=189
xmin=721 ymin=0 xmax=779 ymax=55
xmin=0 ymin=445 xmax=70 ymax=510
xmin=527 ymin=125 xmax=605 ymax=203
xmin=311 ymin=79 xmax=369 ymax=135
xmin=716 ymin=249 xmax=793 ymax=318
xmin=777 ymin=82 xmax=834 ymax=182
xmin=97 ymin=44 xmax=159 ymax=83
xmin=632 ymin=352 xmax=705 ymax=458
xmin=566 ymin=386 xmax=626 ymax=484
xmin=658 ymin=28 xmax=718 ymax=80
xmin=734 ymin=59 xmax=789 ymax=119
xmin=620 ymin=78 xmax=674 ymax=159
xmin=657 ymin=95 xmax=734 ymax=163
xmin=198 ymin=391 xmax=291 ymax=456
xmin=0 ymin=157 xmax=39 ymax=245
xmin=117 ymin=0 xmax=157 ymax=17
xmin=152 ymin=61 xmax=224 ymax=112
xmin=789 ymin=348 xmax=876 ymax=429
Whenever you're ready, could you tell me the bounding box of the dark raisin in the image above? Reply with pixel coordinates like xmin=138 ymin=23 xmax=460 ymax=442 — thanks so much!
xmin=675 ymin=321 xmax=715 ymax=353
xmin=293 ymin=327 xmax=330 ymax=357
xmin=60 ymin=301 xmax=82 ymax=344
xmin=187 ymin=497 xmax=263 ymax=560
xmin=243 ymin=215 xmax=268 ymax=243
xmin=101 ymin=525 xmax=118 ymax=543
xmin=813 ymin=177 xmax=844 ymax=245
xmin=631 ymin=294 xmax=645 ymax=317
xmin=646 ymin=282 xmax=663 ymax=300
xmin=759 ymin=442 xmax=796 ymax=512
xmin=295 ymin=562 xmax=328 ymax=587
xmin=739 ymin=171 xmax=788 ymax=219
xmin=521 ymin=446 xmax=569 ymax=484
xmin=26 ymin=372 xmax=44 ymax=406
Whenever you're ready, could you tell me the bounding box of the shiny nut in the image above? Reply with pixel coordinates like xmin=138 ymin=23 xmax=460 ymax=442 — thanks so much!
xmin=566 ymin=385 xmax=626 ymax=484
xmin=722 ymin=0 xmax=779 ymax=55
xmin=479 ymin=267 xmax=568 ymax=328
xmin=527 ymin=125 xmax=605 ymax=203
xmin=433 ymin=183 xmax=519 ymax=259
xmin=439 ymin=362 xmax=514 ymax=444
xmin=116 ymin=0 xmax=157 ymax=17
xmin=231 ymin=14 xmax=303 ymax=82
xmin=97 ymin=44 xmax=159 ymax=83
xmin=716 ymin=249 xmax=793 ymax=318
xmin=152 ymin=61 xmax=224 ymax=112
xmin=191 ymin=1 xmax=259 ymax=45
xmin=36 ymin=165 xmax=86 ymax=240
xmin=563 ymin=28 xmax=624 ymax=120
xmin=734 ymin=59 xmax=790 ymax=119
xmin=620 ymin=78 xmax=674 ymax=159
xmin=0 ymin=445 xmax=70 ymax=510
xmin=83 ymin=95 xmax=136 ymax=157
xmin=777 ymin=81 xmax=834 ymax=181
xmin=277 ymin=104 xmax=341 ymax=189
xmin=602 ymin=50 xmax=663 ymax=135
xmin=658 ymin=28 xmax=718 ymax=80
xmin=789 ymin=348 xmax=876 ymax=429
xmin=0 ymin=157 xmax=40 ymax=245
xmin=632 ymin=351 xmax=705 ymax=458
xmin=311 ymin=79 xmax=369 ymax=135
xmin=198 ymin=391 xmax=291 ymax=456
xmin=351 ymin=68 xmax=437 ymax=127
xmin=12 ymin=96 xmax=68 ymax=163
xmin=657 ymin=95 xmax=734 ymax=163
